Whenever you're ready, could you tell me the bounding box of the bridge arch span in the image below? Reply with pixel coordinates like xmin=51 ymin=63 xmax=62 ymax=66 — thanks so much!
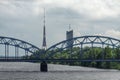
xmin=0 ymin=36 xmax=41 ymax=58
xmin=46 ymin=35 xmax=120 ymax=59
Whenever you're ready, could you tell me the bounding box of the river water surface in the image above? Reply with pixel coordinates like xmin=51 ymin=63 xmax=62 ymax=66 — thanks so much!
xmin=0 ymin=62 xmax=120 ymax=80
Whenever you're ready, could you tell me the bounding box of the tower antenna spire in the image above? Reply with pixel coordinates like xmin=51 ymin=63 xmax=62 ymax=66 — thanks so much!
xmin=42 ymin=8 xmax=47 ymax=50
xmin=44 ymin=8 xmax=45 ymax=27
xmin=69 ymin=24 xmax=71 ymax=31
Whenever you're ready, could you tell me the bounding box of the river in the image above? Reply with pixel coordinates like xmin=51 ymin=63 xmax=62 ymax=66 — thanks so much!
xmin=0 ymin=62 xmax=120 ymax=80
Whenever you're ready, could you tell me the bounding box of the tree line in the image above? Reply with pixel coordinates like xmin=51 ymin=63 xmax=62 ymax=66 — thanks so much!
xmin=27 ymin=46 xmax=120 ymax=69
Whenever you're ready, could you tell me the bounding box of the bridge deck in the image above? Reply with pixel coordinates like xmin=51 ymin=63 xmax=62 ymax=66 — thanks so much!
xmin=0 ymin=59 xmax=120 ymax=62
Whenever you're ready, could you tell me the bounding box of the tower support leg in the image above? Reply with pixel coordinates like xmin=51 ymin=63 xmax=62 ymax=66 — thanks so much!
xmin=40 ymin=61 xmax=48 ymax=72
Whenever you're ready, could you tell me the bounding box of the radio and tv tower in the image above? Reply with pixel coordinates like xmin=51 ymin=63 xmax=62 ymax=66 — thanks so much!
xmin=42 ymin=9 xmax=47 ymax=50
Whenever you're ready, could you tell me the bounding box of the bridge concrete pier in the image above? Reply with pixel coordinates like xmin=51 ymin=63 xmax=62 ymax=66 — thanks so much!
xmin=40 ymin=61 xmax=48 ymax=72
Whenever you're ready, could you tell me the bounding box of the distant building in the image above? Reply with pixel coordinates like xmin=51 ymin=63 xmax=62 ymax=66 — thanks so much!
xmin=66 ymin=30 xmax=73 ymax=48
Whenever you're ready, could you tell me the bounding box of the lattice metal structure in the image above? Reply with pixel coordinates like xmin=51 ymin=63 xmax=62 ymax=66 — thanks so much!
xmin=42 ymin=8 xmax=47 ymax=50
xmin=45 ymin=35 xmax=120 ymax=60
xmin=0 ymin=36 xmax=41 ymax=59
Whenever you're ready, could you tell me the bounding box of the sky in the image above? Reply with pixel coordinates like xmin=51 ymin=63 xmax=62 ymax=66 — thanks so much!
xmin=0 ymin=0 xmax=120 ymax=49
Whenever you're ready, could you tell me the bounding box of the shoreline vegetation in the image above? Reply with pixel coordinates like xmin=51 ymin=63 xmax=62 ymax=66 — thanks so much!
xmin=26 ymin=46 xmax=120 ymax=70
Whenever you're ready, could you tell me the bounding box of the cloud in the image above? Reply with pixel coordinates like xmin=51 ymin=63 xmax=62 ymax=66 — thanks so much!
xmin=104 ymin=29 xmax=120 ymax=39
xmin=35 ymin=0 xmax=120 ymax=19
xmin=1 ymin=0 xmax=120 ymax=19
xmin=0 ymin=0 xmax=120 ymax=48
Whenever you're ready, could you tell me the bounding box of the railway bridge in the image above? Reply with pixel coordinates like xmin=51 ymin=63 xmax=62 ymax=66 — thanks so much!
xmin=0 ymin=36 xmax=120 ymax=72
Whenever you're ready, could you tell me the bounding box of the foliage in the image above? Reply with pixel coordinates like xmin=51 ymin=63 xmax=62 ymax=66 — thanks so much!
xmin=28 ymin=46 xmax=120 ymax=69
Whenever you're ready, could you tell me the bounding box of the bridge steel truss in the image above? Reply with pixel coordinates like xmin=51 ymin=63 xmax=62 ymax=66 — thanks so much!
xmin=45 ymin=35 xmax=120 ymax=62
xmin=0 ymin=36 xmax=41 ymax=59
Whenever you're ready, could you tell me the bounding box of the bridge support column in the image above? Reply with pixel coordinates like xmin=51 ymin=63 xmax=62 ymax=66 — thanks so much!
xmin=40 ymin=61 xmax=48 ymax=72
xmin=5 ymin=44 xmax=9 ymax=59
xmin=15 ymin=46 xmax=19 ymax=59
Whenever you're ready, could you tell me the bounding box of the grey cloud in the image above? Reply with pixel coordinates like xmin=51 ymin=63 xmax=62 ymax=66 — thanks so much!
xmin=45 ymin=7 xmax=120 ymax=43
xmin=89 ymin=17 xmax=120 ymax=30
xmin=0 ymin=0 xmax=120 ymax=47
xmin=47 ymin=8 xmax=81 ymax=18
